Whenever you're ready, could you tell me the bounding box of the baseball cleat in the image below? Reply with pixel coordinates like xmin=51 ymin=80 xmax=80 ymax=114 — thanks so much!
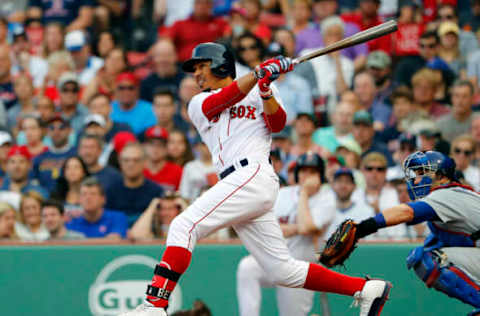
xmin=118 ymin=300 xmax=167 ymax=316
xmin=353 ymin=279 xmax=392 ymax=316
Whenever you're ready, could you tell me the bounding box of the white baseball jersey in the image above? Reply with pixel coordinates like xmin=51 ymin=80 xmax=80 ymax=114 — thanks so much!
xmin=273 ymin=184 xmax=336 ymax=260
xmin=188 ymin=85 xmax=284 ymax=173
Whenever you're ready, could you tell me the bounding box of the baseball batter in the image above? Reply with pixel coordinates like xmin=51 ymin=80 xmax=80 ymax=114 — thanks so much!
xmin=342 ymin=151 xmax=480 ymax=316
xmin=121 ymin=42 xmax=391 ymax=316
xmin=236 ymin=152 xmax=336 ymax=316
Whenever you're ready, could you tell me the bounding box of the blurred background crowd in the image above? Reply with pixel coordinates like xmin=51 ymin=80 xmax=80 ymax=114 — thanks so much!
xmin=0 ymin=0 xmax=479 ymax=243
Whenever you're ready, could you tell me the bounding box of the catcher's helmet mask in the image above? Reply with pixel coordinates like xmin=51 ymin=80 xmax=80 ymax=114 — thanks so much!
xmin=403 ymin=150 xmax=456 ymax=200
xmin=182 ymin=42 xmax=236 ymax=79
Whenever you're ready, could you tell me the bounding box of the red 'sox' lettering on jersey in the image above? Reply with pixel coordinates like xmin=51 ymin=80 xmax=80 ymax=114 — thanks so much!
xmin=230 ymin=105 xmax=257 ymax=120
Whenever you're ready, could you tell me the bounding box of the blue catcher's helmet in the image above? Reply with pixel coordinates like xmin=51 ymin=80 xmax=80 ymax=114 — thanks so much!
xmin=403 ymin=151 xmax=456 ymax=200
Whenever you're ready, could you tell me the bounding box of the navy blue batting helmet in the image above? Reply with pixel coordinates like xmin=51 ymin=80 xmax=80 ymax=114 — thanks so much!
xmin=294 ymin=152 xmax=326 ymax=183
xmin=403 ymin=151 xmax=456 ymax=200
xmin=182 ymin=42 xmax=236 ymax=79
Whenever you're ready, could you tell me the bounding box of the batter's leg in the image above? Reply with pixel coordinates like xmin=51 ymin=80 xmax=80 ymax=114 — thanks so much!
xmin=237 ymin=255 xmax=275 ymax=316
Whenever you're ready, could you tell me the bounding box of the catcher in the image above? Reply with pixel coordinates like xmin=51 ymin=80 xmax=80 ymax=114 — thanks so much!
xmin=321 ymin=151 xmax=480 ymax=316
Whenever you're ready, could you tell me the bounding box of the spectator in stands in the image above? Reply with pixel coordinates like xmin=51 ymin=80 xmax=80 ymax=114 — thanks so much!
xmin=163 ymin=0 xmax=229 ymax=61
xmin=66 ymin=177 xmax=128 ymax=239
xmin=180 ymin=138 xmax=217 ymax=202
xmin=177 ymin=76 xmax=202 ymax=143
xmin=15 ymin=191 xmax=49 ymax=241
xmin=129 ymin=192 xmax=186 ymax=240
xmin=436 ymin=3 xmax=479 ymax=58
xmin=143 ymin=126 xmax=183 ymax=192
xmin=0 ymin=47 xmax=17 ymax=110
xmin=82 ymin=47 xmax=129 ymax=104
xmin=64 ymin=30 xmax=104 ymax=86
xmin=335 ymin=138 xmax=365 ymax=188
xmin=0 ymin=132 xmax=12 ymax=186
xmin=352 ymin=152 xmax=407 ymax=239
xmin=57 ymin=72 xmax=89 ymax=132
xmin=33 ymin=115 xmax=76 ymax=191
xmin=108 ymin=131 xmax=137 ymax=170
xmin=0 ymin=202 xmax=17 ymax=240
xmin=42 ymin=22 xmax=65 ymax=58
xmin=111 ymin=72 xmax=157 ymax=136
xmin=365 ymin=50 xmax=394 ymax=106
xmin=303 ymin=16 xmax=354 ymax=116
xmin=78 ymin=134 xmax=122 ymax=192
xmin=291 ymin=0 xmax=312 ymax=35
xmin=327 ymin=167 xmax=375 ymax=237
xmin=167 ymin=130 xmax=195 ymax=167
xmin=0 ymin=2 xmax=27 ymax=23
xmin=35 ymin=96 xmax=55 ymax=125
xmin=51 ymin=156 xmax=90 ymax=220
xmin=471 ymin=114 xmax=480 ymax=165
xmin=240 ymin=0 xmax=272 ymax=43
xmin=269 ymin=148 xmax=287 ymax=186
xmin=235 ymin=32 xmax=265 ymax=76
xmin=20 ymin=116 xmax=48 ymax=158
xmin=95 ymin=31 xmax=116 ymax=58
xmin=411 ymin=68 xmax=450 ymax=120
xmin=140 ymin=39 xmax=185 ymax=102
xmin=2 ymin=145 xmax=48 ymax=197
xmin=313 ymin=101 xmax=355 ymax=154
xmin=341 ymin=0 xmax=391 ymax=53
xmin=152 ymin=88 xmax=189 ymax=135
xmin=27 ymin=0 xmax=94 ymax=32
xmin=297 ymin=0 xmax=368 ymax=69
xmin=43 ymin=51 xmax=75 ymax=103
xmin=10 ymin=26 xmax=48 ymax=88
xmin=291 ymin=113 xmax=328 ymax=157
xmin=386 ymin=133 xmax=417 ymax=181
xmin=353 ymin=71 xmax=391 ymax=131
xmin=437 ymin=21 xmax=466 ymax=78
xmin=437 ymin=80 xmax=475 ymax=143
xmin=42 ymin=199 xmax=85 ymax=240
xmin=105 ymin=142 xmax=164 ymax=225
xmin=83 ymin=114 xmax=108 ymax=143
xmin=87 ymin=93 xmax=132 ymax=142
xmin=450 ymin=134 xmax=480 ymax=191
xmin=351 ymin=110 xmax=394 ymax=166
xmin=8 ymin=74 xmax=36 ymax=131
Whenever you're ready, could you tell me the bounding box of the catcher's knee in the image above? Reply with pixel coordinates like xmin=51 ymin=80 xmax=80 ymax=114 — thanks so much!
xmin=407 ymin=248 xmax=480 ymax=308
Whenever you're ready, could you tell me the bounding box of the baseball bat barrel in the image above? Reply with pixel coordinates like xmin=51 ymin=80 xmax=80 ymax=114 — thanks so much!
xmin=293 ymin=20 xmax=398 ymax=65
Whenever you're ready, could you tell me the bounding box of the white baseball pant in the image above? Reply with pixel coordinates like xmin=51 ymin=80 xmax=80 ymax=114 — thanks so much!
xmin=237 ymin=255 xmax=314 ymax=316
xmin=166 ymin=161 xmax=310 ymax=288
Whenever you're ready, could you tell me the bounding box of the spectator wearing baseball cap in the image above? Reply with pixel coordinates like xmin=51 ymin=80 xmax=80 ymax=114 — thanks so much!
xmin=0 ymin=131 xmax=12 ymax=186
xmin=33 ymin=114 xmax=77 ymax=192
xmin=57 ymin=72 xmax=89 ymax=133
xmin=366 ymin=50 xmax=394 ymax=106
xmin=326 ymin=167 xmax=375 ymax=238
xmin=110 ymin=72 xmax=157 ymax=136
xmin=352 ymin=110 xmax=394 ymax=166
xmin=437 ymin=21 xmax=465 ymax=77
xmin=64 ymin=30 xmax=103 ymax=86
xmin=143 ymin=126 xmax=183 ymax=191
xmin=1 ymin=145 xmax=48 ymax=198
xmin=291 ymin=113 xmax=329 ymax=158
xmin=27 ymin=0 xmax=95 ymax=31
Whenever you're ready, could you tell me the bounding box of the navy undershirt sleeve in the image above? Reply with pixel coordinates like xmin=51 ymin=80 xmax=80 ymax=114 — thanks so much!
xmin=406 ymin=201 xmax=441 ymax=225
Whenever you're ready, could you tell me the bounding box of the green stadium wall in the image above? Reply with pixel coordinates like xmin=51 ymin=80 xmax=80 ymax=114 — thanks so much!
xmin=0 ymin=243 xmax=472 ymax=316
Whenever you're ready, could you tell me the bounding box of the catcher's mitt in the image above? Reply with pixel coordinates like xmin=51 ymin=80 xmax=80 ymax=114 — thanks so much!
xmin=319 ymin=219 xmax=358 ymax=267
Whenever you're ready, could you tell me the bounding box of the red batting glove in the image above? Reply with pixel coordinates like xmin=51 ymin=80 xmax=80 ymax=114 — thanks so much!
xmin=257 ymin=70 xmax=278 ymax=100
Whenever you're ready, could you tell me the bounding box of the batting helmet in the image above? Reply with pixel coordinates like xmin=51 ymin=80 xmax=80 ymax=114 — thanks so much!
xmin=403 ymin=150 xmax=456 ymax=200
xmin=182 ymin=42 xmax=236 ymax=79
xmin=294 ymin=152 xmax=326 ymax=183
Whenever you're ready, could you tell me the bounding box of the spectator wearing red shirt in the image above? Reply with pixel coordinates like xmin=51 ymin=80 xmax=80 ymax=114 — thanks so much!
xmin=143 ymin=126 xmax=183 ymax=192
xmin=162 ymin=0 xmax=229 ymax=62
xmin=241 ymin=0 xmax=272 ymax=44
xmin=341 ymin=0 xmax=391 ymax=54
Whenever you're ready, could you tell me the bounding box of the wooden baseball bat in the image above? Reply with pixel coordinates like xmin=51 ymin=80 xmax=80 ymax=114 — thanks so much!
xmin=293 ymin=20 xmax=398 ymax=65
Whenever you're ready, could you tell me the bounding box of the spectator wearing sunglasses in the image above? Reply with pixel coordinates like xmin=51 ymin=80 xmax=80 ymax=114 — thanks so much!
xmin=450 ymin=134 xmax=480 ymax=191
xmin=352 ymin=152 xmax=407 ymax=239
xmin=437 ymin=80 xmax=475 ymax=143
xmin=111 ymin=72 xmax=156 ymax=136
xmin=57 ymin=72 xmax=89 ymax=133
xmin=235 ymin=32 xmax=265 ymax=77
xmin=33 ymin=114 xmax=76 ymax=192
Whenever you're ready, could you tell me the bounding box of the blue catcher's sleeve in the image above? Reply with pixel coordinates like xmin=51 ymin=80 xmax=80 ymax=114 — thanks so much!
xmin=406 ymin=201 xmax=441 ymax=225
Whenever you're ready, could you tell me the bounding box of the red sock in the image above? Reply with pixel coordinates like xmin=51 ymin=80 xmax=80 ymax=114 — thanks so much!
xmin=147 ymin=246 xmax=192 ymax=308
xmin=303 ymin=263 xmax=366 ymax=296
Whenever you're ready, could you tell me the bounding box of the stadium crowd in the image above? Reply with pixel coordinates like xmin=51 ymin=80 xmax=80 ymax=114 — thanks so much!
xmin=0 ymin=0 xmax=479 ymax=242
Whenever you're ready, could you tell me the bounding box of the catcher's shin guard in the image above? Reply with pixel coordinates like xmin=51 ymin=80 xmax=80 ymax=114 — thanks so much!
xmin=407 ymin=248 xmax=480 ymax=308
